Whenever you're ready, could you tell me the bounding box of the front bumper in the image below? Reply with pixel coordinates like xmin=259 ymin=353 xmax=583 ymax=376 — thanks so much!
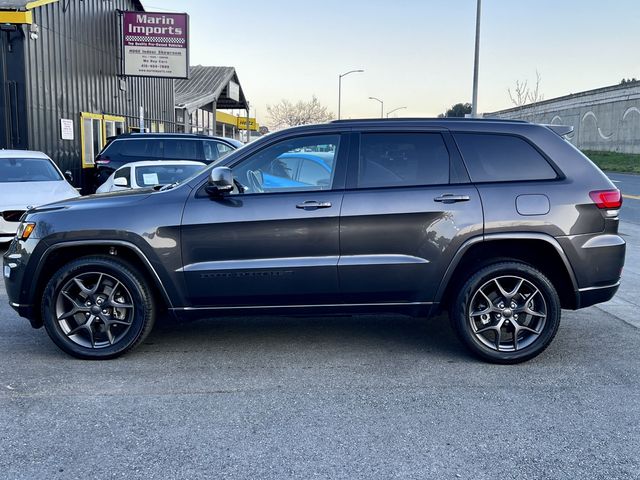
xmin=0 ymin=216 xmax=19 ymax=243
xmin=3 ymin=237 xmax=43 ymax=328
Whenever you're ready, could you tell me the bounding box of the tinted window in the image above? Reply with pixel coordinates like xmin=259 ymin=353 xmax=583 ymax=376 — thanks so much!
xmin=232 ymin=135 xmax=339 ymax=194
xmin=203 ymin=141 xmax=220 ymax=162
xmin=103 ymin=139 xmax=161 ymax=160
xmin=216 ymin=142 xmax=233 ymax=156
xmin=0 ymin=158 xmax=62 ymax=182
xmin=358 ymin=133 xmax=449 ymax=188
xmin=163 ymin=140 xmax=200 ymax=160
xmin=455 ymin=133 xmax=557 ymax=182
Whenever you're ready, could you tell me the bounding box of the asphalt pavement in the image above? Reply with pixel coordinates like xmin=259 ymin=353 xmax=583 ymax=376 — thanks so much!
xmin=1 ymin=223 xmax=639 ymax=479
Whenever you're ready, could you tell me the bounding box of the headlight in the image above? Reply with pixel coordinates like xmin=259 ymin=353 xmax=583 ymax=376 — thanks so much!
xmin=16 ymin=222 xmax=36 ymax=240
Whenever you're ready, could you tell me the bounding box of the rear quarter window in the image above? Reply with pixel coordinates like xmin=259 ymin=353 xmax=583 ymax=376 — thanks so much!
xmin=454 ymin=133 xmax=557 ymax=182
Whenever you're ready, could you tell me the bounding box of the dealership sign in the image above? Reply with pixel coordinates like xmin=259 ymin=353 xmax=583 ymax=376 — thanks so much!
xmin=122 ymin=12 xmax=189 ymax=79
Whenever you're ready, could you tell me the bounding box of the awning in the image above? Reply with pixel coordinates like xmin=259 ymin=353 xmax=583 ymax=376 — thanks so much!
xmin=175 ymin=65 xmax=248 ymax=114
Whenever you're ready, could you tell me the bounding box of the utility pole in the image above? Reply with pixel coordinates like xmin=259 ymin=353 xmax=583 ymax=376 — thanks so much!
xmin=338 ymin=69 xmax=364 ymax=119
xmin=368 ymin=97 xmax=384 ymax=118
xmin=245 ymin=102 xmax=250 ymax=144
xmin=471 ymin=0 xmax=482 ymax=118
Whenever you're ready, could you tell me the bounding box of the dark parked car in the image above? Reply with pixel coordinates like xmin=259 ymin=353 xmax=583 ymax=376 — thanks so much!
xmin=3 ymin=119 xmax=625 ymax=363
xmin=91 ymin=133 xmax=243 ymax=191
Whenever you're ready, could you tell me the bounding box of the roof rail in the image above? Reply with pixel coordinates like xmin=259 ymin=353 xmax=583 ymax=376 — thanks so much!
xmin=329 ymin=117 xmax=528 ymax=124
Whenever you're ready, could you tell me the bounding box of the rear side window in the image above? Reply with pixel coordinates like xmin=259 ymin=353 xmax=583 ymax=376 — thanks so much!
xmin=455 ymin=133 xmax=557 ymax=182
xmin=163 ymin=140 xmax=200 ymax=160
xmin=358 ymin=133 xmax=449 ymax=188
xmin=103 ymin=139 xmax=161 ymax=160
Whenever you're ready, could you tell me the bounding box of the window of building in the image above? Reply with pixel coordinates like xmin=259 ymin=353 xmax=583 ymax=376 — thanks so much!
xmin=454 ymin=133 xmax=558 ymax=182
xmin=81 ymin=112 xmax=104 ymax=168
xmin=104 ymin=115 xmax=125 ymax=139
xmin=357 ymin=133 xmax=450 ymax=188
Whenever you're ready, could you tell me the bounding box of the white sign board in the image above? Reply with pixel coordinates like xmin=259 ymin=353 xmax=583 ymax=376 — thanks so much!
xmin=60 ymin=118 xmax=74 ymax=140
xmin=123 ymin=12 xmax=189 ymax=79
xmin=228 ymin=81 xmax=240 ymax=102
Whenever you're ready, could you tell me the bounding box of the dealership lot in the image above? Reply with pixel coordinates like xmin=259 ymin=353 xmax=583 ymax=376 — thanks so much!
xmin=1 ymin=219 xmax=639 ymax=479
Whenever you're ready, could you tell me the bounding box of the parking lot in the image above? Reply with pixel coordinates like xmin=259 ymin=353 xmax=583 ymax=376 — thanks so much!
xmin=1 ymin=215 xmax=639 ymax=479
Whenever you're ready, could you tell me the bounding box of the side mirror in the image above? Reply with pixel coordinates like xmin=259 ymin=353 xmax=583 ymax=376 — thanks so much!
xmin=64 ymin=170 xmax=73 ymax=183
xmin=206 ymin=166 xmax=234 ymax=196
xmin=113 ymin=177 xmax=129 ymax=188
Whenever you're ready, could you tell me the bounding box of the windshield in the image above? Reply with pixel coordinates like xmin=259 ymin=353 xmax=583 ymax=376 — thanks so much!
xmin=135 ymin=164 xmax=205 ymax=187
xmin=0 ymin=157 xmax=62 ymax=183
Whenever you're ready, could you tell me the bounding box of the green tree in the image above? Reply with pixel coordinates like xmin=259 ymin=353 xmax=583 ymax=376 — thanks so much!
xmin=443 ymin=103 xmax=472 ymax=118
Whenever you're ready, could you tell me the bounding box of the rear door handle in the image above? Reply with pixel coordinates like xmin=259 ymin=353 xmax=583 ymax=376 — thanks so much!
xmin=296 ymin=201 xmax=332 ymax=210
xmin=434 ymin=194 xmax=470 ymax=203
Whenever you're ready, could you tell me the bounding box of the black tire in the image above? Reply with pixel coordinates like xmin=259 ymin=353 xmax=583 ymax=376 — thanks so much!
xmin=42 ymin=255 xmax=156 ymax=359
xmin=450 ymin=261 xmax=560 ymax=364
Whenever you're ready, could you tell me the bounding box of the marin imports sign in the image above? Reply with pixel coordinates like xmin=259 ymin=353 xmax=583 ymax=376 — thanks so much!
xmin=122 ymin=12 xmax=189 ymax=79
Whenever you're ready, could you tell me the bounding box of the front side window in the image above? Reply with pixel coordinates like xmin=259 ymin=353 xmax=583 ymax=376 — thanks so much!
xmin=358 ymin=133 xmax=450 ymax=188
xmin=0 ymin=158 xmax=62 ymax=182
xmin=232 ymin=135 xmax=339 ymax=194
xmin=216 ymin=142 xmax=233 ymax=156
xmin=454 ymin=133 xmax=557 ymax=182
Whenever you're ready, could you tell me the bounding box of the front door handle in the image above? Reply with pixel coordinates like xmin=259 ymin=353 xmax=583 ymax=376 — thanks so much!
xmin=434 ymin=194 xmax=470 ymax=204
xmin=296 ymin=201 xmax=332 ymax=210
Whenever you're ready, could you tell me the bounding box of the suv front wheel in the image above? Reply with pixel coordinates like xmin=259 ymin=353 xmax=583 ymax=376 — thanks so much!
xmin=450 ymin=261 xmax=561 ymax=364
xmin=41 ymin=255 xmax=156 ymax=359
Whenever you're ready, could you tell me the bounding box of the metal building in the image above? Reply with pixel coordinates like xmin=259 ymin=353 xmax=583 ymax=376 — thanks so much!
xmin=0 ymin=0 xmax=176 ymax=190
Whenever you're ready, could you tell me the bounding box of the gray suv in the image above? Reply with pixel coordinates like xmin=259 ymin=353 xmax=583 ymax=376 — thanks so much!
xmin=3 ymin=119 xmax=625 ymax=363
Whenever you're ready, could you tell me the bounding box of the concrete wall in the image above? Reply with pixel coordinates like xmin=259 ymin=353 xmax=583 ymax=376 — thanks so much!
xmin=486 ymin=81 xmax=640 ymax=154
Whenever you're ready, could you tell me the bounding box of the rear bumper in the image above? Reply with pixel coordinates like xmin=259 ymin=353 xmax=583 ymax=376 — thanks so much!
xmin=575 ymin=282 xmax=620 ymax=309
xmin=557 ymin=232 xmax=625 ymax=309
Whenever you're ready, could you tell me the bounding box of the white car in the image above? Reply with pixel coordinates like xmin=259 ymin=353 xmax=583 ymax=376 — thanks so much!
xmin=0 ymin=150 xmax=80 ymax=244
xmin=96 ymin=160 xmax=206 ymax=193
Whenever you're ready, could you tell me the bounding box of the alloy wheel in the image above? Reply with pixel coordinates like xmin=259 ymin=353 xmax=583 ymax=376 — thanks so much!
xmin=468 ymin=275 xmax=547 ymax=352
xmin=54 ymin=272 xmax=135 ymax=349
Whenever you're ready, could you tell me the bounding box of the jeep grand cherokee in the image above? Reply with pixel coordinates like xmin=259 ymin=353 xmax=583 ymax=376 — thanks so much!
xmin=3 ymin=119 xmax=625 ymax=363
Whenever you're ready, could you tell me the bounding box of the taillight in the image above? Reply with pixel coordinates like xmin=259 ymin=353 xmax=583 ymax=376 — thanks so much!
xmin=95 ymin=156 xmax=110 ymax=165
xmin=589 ymin=189 xmax=622 ymax=209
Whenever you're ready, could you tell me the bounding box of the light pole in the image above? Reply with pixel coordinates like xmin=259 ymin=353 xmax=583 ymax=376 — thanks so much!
xmin=386 ymin=106 xmax=407 ymax=118
xmin=471 ymin=0 xmax=482 ymax=118
xmin=368 ymin=96 xmax=384 ymax=118
xmin=338 ymin=69 xmax=364 ymax=120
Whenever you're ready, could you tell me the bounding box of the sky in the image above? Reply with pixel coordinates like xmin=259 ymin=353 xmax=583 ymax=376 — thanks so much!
xmin=147 ymin=0 xmax=639 ymax=124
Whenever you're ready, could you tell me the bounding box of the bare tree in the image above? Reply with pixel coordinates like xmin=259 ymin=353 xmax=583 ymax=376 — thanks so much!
xmin=266 ymin=96 xmax=334 ymax=130
xmin=508 ymin=70 xmax=544 ymax=107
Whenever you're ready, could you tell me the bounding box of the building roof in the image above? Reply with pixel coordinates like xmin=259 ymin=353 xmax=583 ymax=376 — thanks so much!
xmin=175 ymin=66 xmax=248 ymax=113
xmin=0 ymin=0 xmax=144 ymax=10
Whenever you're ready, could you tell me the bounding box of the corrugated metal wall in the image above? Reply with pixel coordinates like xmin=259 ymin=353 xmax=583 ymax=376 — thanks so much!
xmin=23 ymin=0 xmax=175 ymax=187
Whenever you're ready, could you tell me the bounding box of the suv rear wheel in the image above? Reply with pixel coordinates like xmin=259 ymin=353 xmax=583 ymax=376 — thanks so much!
xmin=41 ymin=255 xmax=155 ymax=359
xmin=450 ymin=261 xmax=560 ymax=364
